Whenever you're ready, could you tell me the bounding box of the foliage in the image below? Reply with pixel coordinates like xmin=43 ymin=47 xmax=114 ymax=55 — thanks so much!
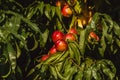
xmin=0 ymin=0 xmax=120 ymax=80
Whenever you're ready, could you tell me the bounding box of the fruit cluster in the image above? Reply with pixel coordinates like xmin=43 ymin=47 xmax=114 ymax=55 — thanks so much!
xmin=41 ymin=28 xmax=100 ymax=61
xmin=41 ymin=28 xmax=77 ymax=61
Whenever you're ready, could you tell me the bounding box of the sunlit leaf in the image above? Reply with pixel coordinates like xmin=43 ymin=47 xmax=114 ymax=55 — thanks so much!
xmin=44 ymin=4 xmax=51 ymax=20
xmin=7 ymin=42 xmax=17 ymax=73
xmin=83 ymin=68 xmax=92 ymax=80
xmin=21 ymin=16 xmax=40 ymax=33
xmin=26 ymin=62 xmax=43 ymax=77
xmin=74 ymin=70 xmax=84 ymax=80
xmin=26 ymin=7 xmax=36 ymax=19
xmin=89 ymin=12 xmax=100 ymax=29
xmin=49 ymin=65 xmax=58 ymax=79
xmin=101 ymin=60 xmax=116 ymax=80
xmin=51 ymin=6 xmax=56 ymax=18
xmin=38 ymin=1 xmax=44 ymax=16
xmin=69 ymin=15 xmax=77 ymax=28
xmin=0 ymin=13 xmax=5 ymax=23
xmin=0 ymin=55 xmax=11 ymax=78
xmin=74 ymin=1 xmax=82 ymax=14
xmin=1 ymin=10 xmax=40 ymax=33
xmin=66 ymin=66 xmax=77 ymax=80
xmin=69 ymin=41 xmax=81 ymax=65
xmin=115 ymin=38 xmax=120 ymax=48
xmin=98 ymin=36 xmax=106 ymax=57
xmin=79 ymin=29 xmax=86 ymax=55
xmin=55 ymin=7 xmax=62 ymax=21
xmin=92 ymin=66 xmax=102 ymax=80
xmin=40 ymin=29 xmax=49 ymax=47
xmin=113 ymin=21 xmax=120 ymax=38
xmin=15 ymin=41 xmax=21 ymax=58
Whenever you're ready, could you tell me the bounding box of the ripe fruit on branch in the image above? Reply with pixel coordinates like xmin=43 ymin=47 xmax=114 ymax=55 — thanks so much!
xmin=68 ymin=28 xmax=77 ymax=34
xmin=49 ymin=45 xmax=57 ymax=55
xmin=41 ymin=54 xmax=49 ymax=61
xmin=61 ymin=4 xmax=72 ymax=17
xmin=52 ymin=30 xmax=65 ymax=43
xmin=55 ymin=0 xmax=61 ymax=7
xmin=55 ymin=0 xmax=66 ymax=7
xmin=88 ymin=31 xmax=99 ymax=41
xmin=65 ymin=33 xmax=76 ymax=41
xmin=55 ymin=40 xmax=68 ymax=52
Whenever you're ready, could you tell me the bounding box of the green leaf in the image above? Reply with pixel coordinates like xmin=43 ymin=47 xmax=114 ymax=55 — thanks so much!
xmin=104 ymin=60 xmax=116 ymax=76
xmin=68 ymin=43 xmax=75 ymax=59
xmin=33 ymin=74 xmax=40 ymax=80
xmin=44 ymin=4 xmax=51 ymax=20
xmin=38 ymin=1 xmax=44 ymax=16
xmin=49 ymin=65 xmax=58 ymax=79
xmin=15 ymin=66 xmax=23 ymax=80
xmin=89 ymin=12 xmax=101 ymax=29
xmin=62 ymin=59 xmax=72 ymax=76
xmin=7 ymin=42 xmax=17 ymax=73
xmin=92 ymin=65 xmax=102 ymax=80
xmin=115 ymin=38 xmax=120 ymax=48
xmin=96 ymin=59 xmax=116 ymax=80
xmin=74 ymin=70 xmax=84 ymax=80
xmin=50 ymin=51 xmax=66 ymax=64
xmin=29 ymin=35 xmax=39 ymax=51
xmin=98 ymin=19 xmax=109 ymax=57
xmin=55 ymin=66 xmax=66 ymax=80
xmin=21 ymin=17 xmax=40 ymax=33
xmin=69 ymin=41 xmax=81 ymax=65
xmin=26 ymin=6 xmax=37 ymax=19
xmin=101 ymin=19 xmax=108 ymax=37
xmin=0 ymin=13 xmax=5 ymax=23
xmin=74 ymin=62 xmax=85 ymax=80
xmin=55 ymin=61 xmax=64 ymax=72
xmin=55 ymin=7 xmax=62 ymax=21
xmin=43 ymin=53 xmax=61 ymax=64
xmin=113 ymin=21 xmax=120 ymax=38
xmin=1 ymin=66 xmax=12 ymax=78
xmin=69 ymin=15 xmax=77 ymax=28
xmin=3 ymin=15 xmax=20 ymax=36
xmin=79 ymin=29 xmax=86 ymax=55
xmin=51 ymin=6 xmax=56 ymax=18
xmin=26 ymin=7 xmax=33 ymax=19
xmin=66 ymin=66 xmax=77 ymax=80
xmin=1 ymin=10 xmax=40 ymax=33
xmin=0 ymin=55 xmax=11 ymax=78
xmin=41 ymin=64 xmax=48 ymax=73
xmin=56 ymin=51 xmax=69 ymax=63
xmin=13 ymin=33 xmax=28 ymax=50
xmin=98 ymin=36 xmax=106 ymax=57
xmin=74 ymin=1 xmax=82 ymax=14
xmin=83 ymin=67 xmax=92 ymax=80
xmin=40 ymin=29 xmax=49 ymax=47
xmin=55 ymin=19 xmax=63 ymax=30
xmin=26 ymin=62 xmax=43 ymax=77
xmin=101 ymin=62 xmax=116 ymax=80
xmin=25 ymin=54 xmax=31 ymax=71
xmin=105 ymin=0 xmax=111 ymax=5
xmin=15 ymin=41 xmax=21 ymax=58
xmin=102 ymin=13 xmax=113 ymax=29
